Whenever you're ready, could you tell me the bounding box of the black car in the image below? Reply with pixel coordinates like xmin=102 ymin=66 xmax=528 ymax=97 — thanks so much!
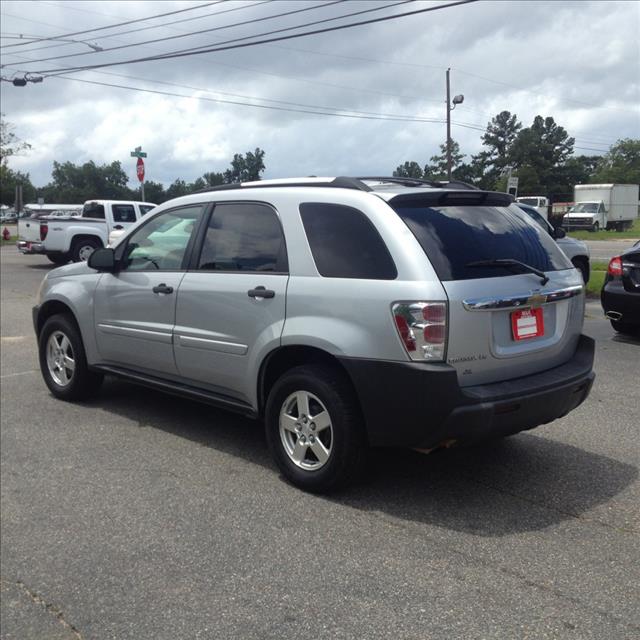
xmin=601 ymin=241 xmax=640 ymax=335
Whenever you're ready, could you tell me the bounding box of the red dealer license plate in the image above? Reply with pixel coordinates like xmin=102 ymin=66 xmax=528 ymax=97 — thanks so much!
xmin=511 ymin=308 xmax=544 ymax=341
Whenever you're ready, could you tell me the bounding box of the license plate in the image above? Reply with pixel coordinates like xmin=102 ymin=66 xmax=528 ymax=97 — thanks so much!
xmin=511 ymin=308 xmax=544 ymax=341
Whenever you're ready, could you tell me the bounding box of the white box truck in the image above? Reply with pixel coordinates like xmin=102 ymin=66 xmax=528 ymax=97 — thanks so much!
xmin=562 ymin=184 xmax=639 ymax=232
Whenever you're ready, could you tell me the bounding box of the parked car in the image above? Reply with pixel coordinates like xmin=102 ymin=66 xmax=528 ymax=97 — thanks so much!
xmin=516 ymin=203 xmax=591 ymax=283
xmin=33 ymin=177 xmax=595 ymax=492
xmin=17 ymin=199 xmax=156 ymax=264
xmin=0 ymin=211 xmax=17 ymax=223
xmin=601 ymin=241 xmax=640 ymax=335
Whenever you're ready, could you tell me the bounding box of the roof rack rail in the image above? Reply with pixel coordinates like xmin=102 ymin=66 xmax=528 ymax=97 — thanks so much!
xmin=195 ymin=176 xmax=372 ymax=194
xmin=357 ymin=176 xmax=479 ymax=190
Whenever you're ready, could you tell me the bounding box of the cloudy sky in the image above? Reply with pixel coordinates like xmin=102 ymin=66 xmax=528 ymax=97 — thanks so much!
xmin=1 ymin=0 xmax=639 ymax=189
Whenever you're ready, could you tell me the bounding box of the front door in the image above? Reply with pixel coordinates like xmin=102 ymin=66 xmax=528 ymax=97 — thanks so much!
xmin=174 ymin=202 xmax=288 ymax=403
xmin=94 ymin=204 xmax=204 ymax=376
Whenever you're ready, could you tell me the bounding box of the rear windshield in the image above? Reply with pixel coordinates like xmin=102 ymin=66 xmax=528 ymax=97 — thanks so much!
xmin=391 ymin=202 xmax=571 ymax=281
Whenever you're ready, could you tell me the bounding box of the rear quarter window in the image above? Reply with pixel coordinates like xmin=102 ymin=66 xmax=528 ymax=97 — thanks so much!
xmin=300 ymin=202 xmax=397 ymax=279
xmin=391 ymin=202 xmax=571 ymax=281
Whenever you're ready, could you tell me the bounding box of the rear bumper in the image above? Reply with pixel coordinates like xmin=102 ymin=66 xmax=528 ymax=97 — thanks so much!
xmin=601 ymin=280 xmax=640 ymax=325
xmin=16 ymin=240 xmax=45 ymax=254
xmin=339 ymin=335 xmax=595 ymax=448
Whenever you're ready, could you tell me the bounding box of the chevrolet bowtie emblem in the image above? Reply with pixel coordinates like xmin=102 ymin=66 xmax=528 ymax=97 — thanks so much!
xmin=527 ymin=293 xmax=546 ymax=308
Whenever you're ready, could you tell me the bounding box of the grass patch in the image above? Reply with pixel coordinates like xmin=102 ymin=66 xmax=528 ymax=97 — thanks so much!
xmin=567 ymin=217 xmax=640 ymax=241
xmin=0 ymin=234 xmax=17 ymax=246
xmin=585 ymin=260 xmax=610 ymax=298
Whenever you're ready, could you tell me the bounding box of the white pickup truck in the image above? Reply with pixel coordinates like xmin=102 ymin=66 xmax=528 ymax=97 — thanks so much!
xmin=17 ymin=200 xmax=155 ymax=264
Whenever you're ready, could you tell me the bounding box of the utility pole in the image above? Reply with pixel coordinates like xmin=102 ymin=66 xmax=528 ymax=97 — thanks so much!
xmin=445 ymin=69 xmax=464 ymax=182
xmin=446 ymin=68 xmax=452 ymax=182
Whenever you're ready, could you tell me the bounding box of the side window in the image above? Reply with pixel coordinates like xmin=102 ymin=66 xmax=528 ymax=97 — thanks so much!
xmin=140 ymin=205 xmax=155 ymax=215
xmin=83 ymin=202 xmax=105 ymax=219
xmin=299 ymin=202 xmax=397 ymax=279
xmin=197 ymin=203 xmax=287 ymax=272
xmin=112 ymin=204 xmax=136 ymax=223
xmin=121 ymin=205 xmax=202 ymax=272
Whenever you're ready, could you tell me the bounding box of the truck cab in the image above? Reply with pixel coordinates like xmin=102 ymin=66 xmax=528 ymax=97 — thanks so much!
xmin=562 ymin=201 xmax=605 ymax=232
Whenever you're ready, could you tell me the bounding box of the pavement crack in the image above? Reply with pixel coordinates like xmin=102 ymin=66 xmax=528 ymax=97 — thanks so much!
xmin=14 ymin=579 xmax=83 ymax=639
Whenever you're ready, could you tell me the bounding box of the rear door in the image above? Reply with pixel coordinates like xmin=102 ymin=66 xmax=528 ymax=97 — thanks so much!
xmin=173 ymin=202 xmax=288 ymax=403
xmin=390 ymin=193 xmax=584 ymax=386
xmin=109 ymin=203 xmax=140 ymax=235
xmin=93 ymin=204 xmax=204 ymax=376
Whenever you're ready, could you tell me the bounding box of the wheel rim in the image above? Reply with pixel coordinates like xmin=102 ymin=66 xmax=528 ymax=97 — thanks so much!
xmin=77 ymin=244 xmax=96 ymax=261
xmin=279 ymin=391 xmax=333 ymax=471
xmin=46 ymin=331 xmax=76 ymax=386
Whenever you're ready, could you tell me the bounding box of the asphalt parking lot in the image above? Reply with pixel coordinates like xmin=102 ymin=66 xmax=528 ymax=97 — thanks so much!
xmin=1 ymin=245 xmax=639 ymax=640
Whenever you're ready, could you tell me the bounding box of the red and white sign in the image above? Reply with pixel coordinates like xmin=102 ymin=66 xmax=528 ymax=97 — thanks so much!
xmin=511 ymin=308 xmax=544 ymax=341
xmin=136 ymin=157 xmax=145 ymax=182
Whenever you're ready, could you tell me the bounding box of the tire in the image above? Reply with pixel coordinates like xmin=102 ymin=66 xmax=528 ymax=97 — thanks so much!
xmin=265 ymin=364 xmax=366 ymax=493
xmin=610 ymin=319 xmax=639 ymax=336
xmin=47 ymin=253 xmax=69 ymax=265
xmin=38 ymin=313 xmax=104 ymax=401
xmin=71 ymin=237 xmax=100 ymax=262
xmin=592 ymin=222 xmax=599 ymax=232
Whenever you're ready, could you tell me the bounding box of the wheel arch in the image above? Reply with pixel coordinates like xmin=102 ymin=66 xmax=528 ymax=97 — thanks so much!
xmin=36 ymin=299 xmax=79 ymax=336
xmin=571 ymin=255 xmax=590 ymax=284
xmin=257 ymin=345 xmax=359 ymax=417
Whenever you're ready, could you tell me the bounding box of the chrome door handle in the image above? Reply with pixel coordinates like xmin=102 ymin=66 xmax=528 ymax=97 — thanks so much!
xmin=248 ymin=286 xmax=275 ymax=299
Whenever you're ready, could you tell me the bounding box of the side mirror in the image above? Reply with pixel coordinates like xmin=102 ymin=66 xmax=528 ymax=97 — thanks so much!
xmin=553 ymin=227 xmax=566 ymax=239
xmin=88 ymin=247 xmax=116 ymax=272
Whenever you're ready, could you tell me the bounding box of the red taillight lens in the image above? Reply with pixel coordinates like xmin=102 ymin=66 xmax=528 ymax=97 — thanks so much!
xmin=423 ymin=304 xmax=445 ymax=324
xmin=424 ymin=323 xmax=445 ymax=344
xmin=40 ymin=223 xmax=48 ymax=241
xmin=394 ymin=314 xmax=416 ymax=351
xmin=608 ymin=256 xmax=623 ymax=276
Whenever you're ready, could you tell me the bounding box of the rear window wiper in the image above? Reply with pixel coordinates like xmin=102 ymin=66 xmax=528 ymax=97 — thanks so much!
xmin=465 ymin=259 xmax=549 ymax=285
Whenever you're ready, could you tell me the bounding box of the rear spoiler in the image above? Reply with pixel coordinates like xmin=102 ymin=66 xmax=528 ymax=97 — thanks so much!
xmin=388 ymin=190 xmax=514 ymax=208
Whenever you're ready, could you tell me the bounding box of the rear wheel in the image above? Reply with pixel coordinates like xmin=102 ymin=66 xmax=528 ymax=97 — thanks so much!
xmin=71 ymin=237 xmax=100 ymax=262
xmin=610 ymin=319 xmax=638 ymax=336
xmin=265 ymin=364 xmax=366 ymax=493
xmin=47 ymin=253 xmax=69 ymax=265
xmin=38 ymin=313 xmax=103 ymax=400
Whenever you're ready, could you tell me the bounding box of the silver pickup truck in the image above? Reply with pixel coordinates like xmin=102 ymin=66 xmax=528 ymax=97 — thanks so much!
xmin=17 ymin=199 xmax=155 ymax=264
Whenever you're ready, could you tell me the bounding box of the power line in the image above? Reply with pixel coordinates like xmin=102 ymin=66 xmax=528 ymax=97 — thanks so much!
xmin=15 ymin=0 xmax=406 ymax=67
xmin=0 ymin=1 xmax=272 ymax=55
xmin=28 ymin=0 xmax=479 ymax=76
xmin=0 ymin=1 xmax=222 ymax=48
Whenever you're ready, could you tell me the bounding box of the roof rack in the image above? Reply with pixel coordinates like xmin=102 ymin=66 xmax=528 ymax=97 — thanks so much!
xmin=196 ymin=176 xmax=372 ymax=194
xmin=357 ymin=176 xmax=479 ymax=190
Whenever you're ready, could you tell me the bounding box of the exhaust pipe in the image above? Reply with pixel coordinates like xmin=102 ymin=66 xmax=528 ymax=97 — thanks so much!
xmin=606 ymin=311 xmax=623 ymax=321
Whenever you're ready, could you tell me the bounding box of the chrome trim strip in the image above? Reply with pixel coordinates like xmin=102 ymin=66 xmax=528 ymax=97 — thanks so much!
xmin=97 ymin=323 xmax=173 ymax=344
xmin=462 ymin=285 xmax=583 ymax=311
xmin=177 ymin=335 xmax=248 ymax=355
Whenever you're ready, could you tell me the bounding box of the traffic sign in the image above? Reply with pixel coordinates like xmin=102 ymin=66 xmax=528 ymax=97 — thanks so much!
xmin=136 ymin=157 xmax=145 ymax=182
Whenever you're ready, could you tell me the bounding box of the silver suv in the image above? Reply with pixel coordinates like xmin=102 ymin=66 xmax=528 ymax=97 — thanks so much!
xmin=34 ymin=177 xmax=595 ymax=492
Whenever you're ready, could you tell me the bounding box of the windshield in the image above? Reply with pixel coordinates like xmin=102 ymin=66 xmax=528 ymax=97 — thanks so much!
xmin=517 ymin=198 xmax=539 ymax=206
xmin=569 ymin=203 xmax=599 ymax=213
xmin=390 ymin=202 xmax=571 ymax=281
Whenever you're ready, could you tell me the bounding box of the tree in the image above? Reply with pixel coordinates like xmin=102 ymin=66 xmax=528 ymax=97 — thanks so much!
xmin=424 ymin=140 xmax=465 ymax=179
xmin=44 ymin=160 xmax=133 ymax=202
xmin=202 ymin=171 xmax=224 ymax=187
xmin=223 ymin=147 xmax=266 ymax=183
xmin=509 ymin=115 xmax=574 ymax=189
xmin=165 ymin=178 xmax=189 ymax=200
xmin=0 ymin=166 xmax=36 ymax=206
xmin=393 ymin=161 xmax=424 ymax=179
xmin=142 ymin=180 xmax=166 ymax=204
xmin=0 ymin=113 xmax=31 ymax=167
xmin=592 ymin=138 xmax=640 ymax=184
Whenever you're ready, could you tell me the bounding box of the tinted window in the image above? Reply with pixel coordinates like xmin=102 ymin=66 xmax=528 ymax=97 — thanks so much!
xmin=83 ymin=202 xmax=105 ymax=219
xmin=391 ymin=203 xmax=571 ymax=281
xmin=197 ymin=203 xmax=287 ymax=272
xmin=112 ymin=204 xmax=136 ymax=223
xmin=299 ymin=203 xmax=397 ymax=279
xmin=122 ymin=205 xmax=202 ymax=271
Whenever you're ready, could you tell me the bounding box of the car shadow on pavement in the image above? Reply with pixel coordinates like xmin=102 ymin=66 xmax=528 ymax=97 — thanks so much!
xmin=92 ymin=379 xmax=637 ymax=538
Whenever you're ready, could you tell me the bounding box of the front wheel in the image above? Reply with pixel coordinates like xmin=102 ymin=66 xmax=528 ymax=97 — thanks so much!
xmin=38 ymin=313 xmax=103 ymax=400
xmin=265 ymin=364 xmax=366 ymax=493
xmin=592 ymin=222 xmax=599 ymax=232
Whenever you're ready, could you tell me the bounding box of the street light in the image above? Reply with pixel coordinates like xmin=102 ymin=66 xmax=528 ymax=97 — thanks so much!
xmin=445 ymin=68 xmax=464 ymax=181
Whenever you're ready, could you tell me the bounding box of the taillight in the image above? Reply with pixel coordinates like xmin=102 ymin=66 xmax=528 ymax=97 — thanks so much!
xmin=608 ymin=256 xmax=623 ymax=276
xmin=392 ymin=302 xmax=447 ymax=361
xmin=40 ymin=223 xmax=48 ymax=241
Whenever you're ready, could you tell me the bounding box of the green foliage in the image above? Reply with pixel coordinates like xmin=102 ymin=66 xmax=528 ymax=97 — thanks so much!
xmin=424 ymin=140 xmax=465 ymax=179
xmin=393 ymin=161 xmax=424 ymax=179
xmin=0 ymin=113 xmax=31 ymax=167
xmin=222 ymin=147 xmax=266 ymax=183
xmin=0 ymin=165 xmax=36 ymax=206
xmin=592 ymin=138 xmax=640 ymax=184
